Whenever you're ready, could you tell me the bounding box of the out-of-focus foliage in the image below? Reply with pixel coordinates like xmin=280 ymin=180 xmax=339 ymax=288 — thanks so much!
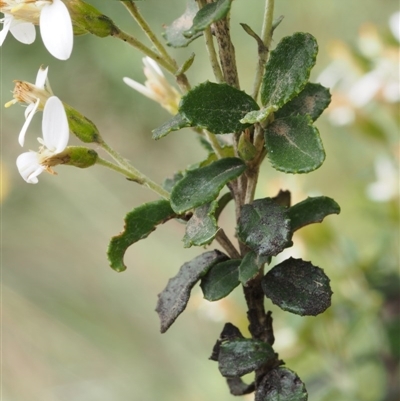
xmin=2 ymin=2 xmax=399 ymax=401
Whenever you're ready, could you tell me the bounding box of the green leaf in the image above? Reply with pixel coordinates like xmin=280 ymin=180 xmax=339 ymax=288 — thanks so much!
xmin=255 ymin=367 xmax=308 ymax=401
xmin=183 ymin=201 xmax=218 ymax=247
xmin=237 ymin=198 xmax=292 ymax=257
xmin=240 ymin=105 xmax=278 ymax=125
xmin=184 ymin=0 xmax=232 ymax=38
xmin=218 ymin=339 xmax=275 ymax=377
xmin=289 ymin=196 xmax=340 ymax=232
xmin=239 ymin=251 xmax=270 ymax=285
xmin=264 ymin=115 xmax=325 ymax=173
xmin=162 ymin=1 xmax=202 ymax=48
xmin=262 ymin=257 xmax=332 ymax=316
xmin=156 ymin=250 xmax=228 ymax=333
xmin=261 ymin=32 xmax=318 ymax=109
xmin=179 ymin=82 xmax=259 ymax=134
xmin=152 ymin=113 xmax=191 ymax=140
xmin=170 ymin=157 xmax=246 ymax=213
xmin=200 ymin=259 xmax=241 ymax=301
xmin=274 ymin=83 xmax=331 ymax=121
xmin=108 ymin=200 xmax=176 ymax=272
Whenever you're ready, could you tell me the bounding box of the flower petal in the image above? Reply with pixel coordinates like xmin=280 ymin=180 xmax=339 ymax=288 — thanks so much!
xmin=123 ymin=77 xmax=158 ymax=102
xmin=40 ymin=0 xmax=73 ymax=60
xmin=19 ymin=98 xmax=40 ymax=147
xmin=35 ymin=66 xmax=49 ymax=89
xmin=16 ymin=151 xmax=44 ymax=184
xmin=42 ymin=96 xmax=69 ymax=152
xmin=143 ymin=57 xmax=164 ymax=77
xmin=0 ymin=14 xmax=12 ymax=46
xmin=9 ymin=19 xmax=36 ymax=44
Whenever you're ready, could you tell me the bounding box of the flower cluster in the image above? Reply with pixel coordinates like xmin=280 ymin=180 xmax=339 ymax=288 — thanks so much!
xmin=7 ymin=67 xmax=70 ymax=183
xmin=0 ymin=0 xmax=73 ymax=60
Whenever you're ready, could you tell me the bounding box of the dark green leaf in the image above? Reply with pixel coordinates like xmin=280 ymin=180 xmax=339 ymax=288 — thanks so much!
xmin=275 ymin=83 xmax=331 ymax=121
xmin=237 ymin=198 xmax=292 ymax=257
xmin=183 ymin=201 xmax=218 ymax=247
xmin=152 ymin=113 xmax=191 ymax=140
xmin=162 ymin=1 xmax=202 ymax=47
xmin=261 ymin=33 xmax=318 ymax=109
xmin=255 ymin=367 xmax=308 ymax=401
xmin=239 ymin=251 xmax=270 ymax=285
xmin=218 ymin=339 xmax=275 ymax=377
xmin=179 ymin=82 xmax=259 ymax=134
xmin=108 ymin=200 xmax=176 ymax=272
xmin=262 ymin=257 xmax=332 ymax=316
xmin=289 ymin=196 xmax=340 ymax=232
xmin=170 ymin=157 xmax=246 ymax=213
xmin=200 ymin=259 xmax=241 ymax=301
xmin=264 ymin=115 xmax=325 ymax=173
xmin=156 ymin=250 xmax=228 ymax=333
xmin=184 ymin=0 xmax=232 ymax=38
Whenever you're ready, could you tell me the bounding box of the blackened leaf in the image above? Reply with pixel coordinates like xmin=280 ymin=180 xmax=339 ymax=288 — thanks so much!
xmin=237 ymin=198 xmax=292 ymax=257
xmin=201 ymin=259 xmax=241 ymax=301
xmin=262 ymin=257 xmax=332 ymax=316
xmin=162 ymin=1 xmax=202 ymax=47
xmin=170 ymin=157 xmax=246 ymax=213
xmin=156 ymin=250 xmax=228 ymax=333
xmin=264 ymin=115 xmax=325 ymax=173
xmin=239 ymin=251 xmax=270 ymax=285
xmin=183 ymin=201 xmax=218 ymax=247
xmin=227 ymin=378 xmax=255 ymax=396
xmin=289 ymin=196 xmax=340 ymax=232
xmin=108 ymin=200 xmax=176 ymax=272
xmin=255 ymin=367 xmax=308 ymax=401
xmin=184 ymin=0 xmax=232 ymax=38
xmin=261 ymin=32 xmax=318 ymax=108
xmin=179 ymin=82 xmax=259 ymax=134
xmin=218 ymin=338 xmax=275 ymax=377
xmin=274 ymin=83 xmax=331 ymax=121
xmin=152 ymin=113 xmax=191 ymax=140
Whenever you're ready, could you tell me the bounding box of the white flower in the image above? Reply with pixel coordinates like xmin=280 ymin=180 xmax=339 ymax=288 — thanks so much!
xmin=17 ymin=96 xmax=69 ymax=184
xmin=5 ymin=65 xmax=53 ymax=146
xmin=0 ymin=0 xmax=73 ymax=60
xmin=123 ymin=57 xmax=181 ymax=114
xmin=366 ymin=155 xmax=398 ymax=202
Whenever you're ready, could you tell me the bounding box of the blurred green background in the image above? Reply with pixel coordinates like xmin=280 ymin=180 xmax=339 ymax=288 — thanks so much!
xmin=1 ymin=1 xmax=399 ymax=400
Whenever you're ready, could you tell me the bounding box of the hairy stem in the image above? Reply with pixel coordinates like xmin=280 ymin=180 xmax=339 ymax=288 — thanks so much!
xmin=96 ymin=157 xmax=170 ymax=200
xmin=216 ymin=229 xmax=241 ymax=259
xmin=252 ymin=0 xmax=275 ymax=100
xmin=212 ymin=15 xmax=240 ymax=89
xmin=197 ymin=0 xmax=224 ymax=82
xmin=122 ymin=1 xmax=177 ymax=69
xmin=203 ymin=130 xmax=225 ymax=159
xmin=112 ymin=30 xmax=176 ymax=74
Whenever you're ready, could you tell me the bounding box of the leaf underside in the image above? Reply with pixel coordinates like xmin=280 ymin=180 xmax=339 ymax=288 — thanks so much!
xmin=156 ymin=250 xmax=228 ymax=333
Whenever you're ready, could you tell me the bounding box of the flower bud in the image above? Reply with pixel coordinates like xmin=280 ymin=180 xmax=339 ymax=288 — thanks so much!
xmin=63 ymin=0 xmax=119 ymax=38
xmin=238 ymin=132 xmax=257 ymax=161
xmin=63 ymin=104 xmax=102 ymax=143
xmin=47 ymin=146 xmax=98 ymax=168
